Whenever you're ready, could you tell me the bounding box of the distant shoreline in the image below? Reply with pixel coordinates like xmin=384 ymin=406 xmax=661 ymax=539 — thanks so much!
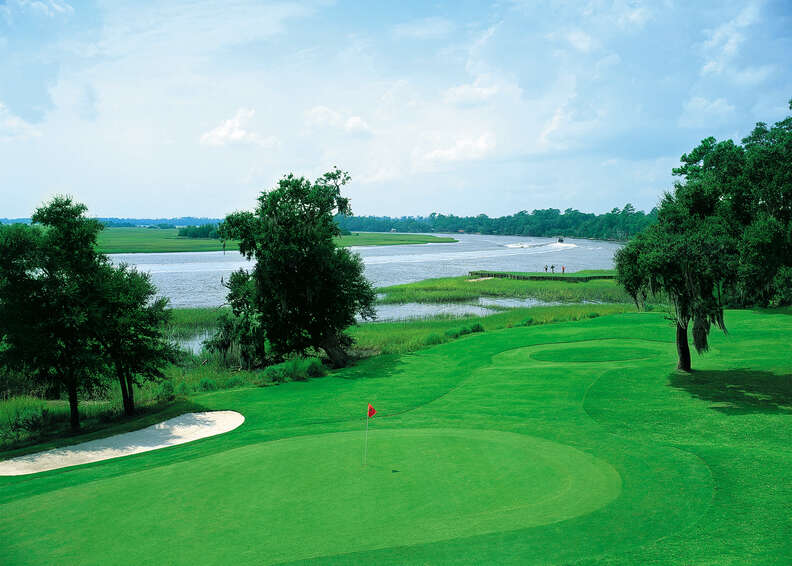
xmin=96 ymin=228 xmax=457 ymax=254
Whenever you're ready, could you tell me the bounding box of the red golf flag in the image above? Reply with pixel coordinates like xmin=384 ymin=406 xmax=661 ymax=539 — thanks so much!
xmin=367 ymin=403 xmax=376 ymax=418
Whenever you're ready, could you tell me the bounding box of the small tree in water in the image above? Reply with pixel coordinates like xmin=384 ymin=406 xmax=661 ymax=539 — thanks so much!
xmin=219 ymin=168 xmax=376 ymax=367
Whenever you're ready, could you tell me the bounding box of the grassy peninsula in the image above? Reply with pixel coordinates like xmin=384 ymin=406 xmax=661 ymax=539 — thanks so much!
xmin=96 ymin=227 xmax=456 ymax=254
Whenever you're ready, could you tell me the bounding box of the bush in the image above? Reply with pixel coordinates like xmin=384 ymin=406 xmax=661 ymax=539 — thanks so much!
xmin=198 ymin=378 xmax=218 ymax=392
xmin=588 ymin=312 xmax=600 ymax=319
xmin=175 ymin=382 xmax=190 ymax=396
xmin=225 ymin=375 xmax=246 ymax=389
xmin=423 ymin=333 xmax=443 ymax=345
xmin=261 ymin=357 xmax=327 ymax=384
xmin=262 ymin=364 xmax=289 ymax=385
xmin=470 ymin=322 xmax=485 ymax=333
xmin=305 ymin=358 xmax=326 ymax=378
xmin=459 ymin=326 xmax=472 ymax=336
xmin=156 ymin=380 xmax=175 ymax=402
xmin=444 ymin=328 xmax=461 ymax=339
xmin=519 ymin=317 xmax=534 ymax=327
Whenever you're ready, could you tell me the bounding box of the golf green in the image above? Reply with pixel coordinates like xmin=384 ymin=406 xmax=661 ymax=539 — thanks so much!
xmin=1 ymin=310 xmax=790 ymax=564
xmin=0 ymin=429 xmax=620 ymax=564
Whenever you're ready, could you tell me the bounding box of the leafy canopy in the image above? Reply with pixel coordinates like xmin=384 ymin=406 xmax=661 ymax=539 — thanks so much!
xmin=219 ymin=168 xmax=375 ymax=367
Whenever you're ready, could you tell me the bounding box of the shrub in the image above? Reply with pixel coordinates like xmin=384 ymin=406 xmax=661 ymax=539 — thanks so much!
xmin=198 ymin=378 xmax=218 ymax=392
xmin=262 ymin=364 xmax=289 ymax=384
xmin=587 ymin=312 xmax=600 ymax=319
xmin=470 ymin=322 xmax=485 ymax=333
xmin=305 ymin=358 xmax=326 ymax=378
xmin=225 ymin=375 xmax=246 ymax=389
xmin=444 ymin=328 xmax=461 ymax=339
xmin=423 ymin=333 xmax=443 ymax=345
xmin=175 ymin=382 xmax=190 ymax=397
xmin=519 ymin=317 xmax=534 ymax=327
xmin=459 ymin=326 xmax=472 ymax=336
xmin=261 ymin=357 xmax=327 ymax=384
xmin=156 ymin=380 xmax=175 ymax=402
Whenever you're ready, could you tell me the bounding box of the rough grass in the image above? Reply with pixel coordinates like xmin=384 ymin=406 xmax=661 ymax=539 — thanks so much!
xmin=348 ymin=304 xmax=635 ymax=354
xmin=97 ymin=228 xmax=455 ymax=254
xmin=377 ymin=275 xmax=635 ymax=304
xmin=167 ymin=307 xmax=228 ymax=339
xmin=1 ymin=310 xmax=790 ymax=564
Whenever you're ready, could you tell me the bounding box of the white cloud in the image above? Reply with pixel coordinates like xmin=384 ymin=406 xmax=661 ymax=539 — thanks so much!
xmin=344 ymin=116 xmax=372 ymax=135
xmin=614 ymin=1 xmax=653 ymax=29
xmin=0 ymin=102 xmax=41 ymax=142
xmin=678 ymin=96 xmax=736 ymax=127
xmin=306 ymin=106 xmax=373 ymax=136
xmin=200 ymin=108 xmax=277 ymax=148
xmin=305 ymin=105 xmax=342 ymax=127
xmin=392 ymin=17 xmax=454 ymax=39
xmin=444 ymin=79 xmax=500 ymax=106
xmin=565 ymin=29 xmax=595 ymax=52
xmin=15 ymin=0 xmax=73 ymax=17
xmin=423 ymin=133 xmax=496 ymax=163
xmin=700 ymin=2 xmax=764 ymax=82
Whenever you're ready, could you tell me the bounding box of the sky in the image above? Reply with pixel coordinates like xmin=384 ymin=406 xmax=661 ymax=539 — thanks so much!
xmin=1 ymin=0 xmax=790 ymax=219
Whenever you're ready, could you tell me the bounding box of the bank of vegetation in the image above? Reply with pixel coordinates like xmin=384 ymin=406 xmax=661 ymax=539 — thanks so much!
xmin=335 ymin=203 xmax=657 ymax=240
xmin=96 ymin=226 xmax=455 ymax=254
xmin=377 ymin=273 xmax=634 ymax=305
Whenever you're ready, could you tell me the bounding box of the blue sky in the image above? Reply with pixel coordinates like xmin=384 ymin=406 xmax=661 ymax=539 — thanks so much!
xmin=1 ymin=0 xmax=790 ymax=218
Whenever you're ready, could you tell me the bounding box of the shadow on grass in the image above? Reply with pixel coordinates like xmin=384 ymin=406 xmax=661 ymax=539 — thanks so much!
xmin=669 ymin=369 xmax=792 ymax=415
xmin=335 ymin=354 xmax=405 ymax=381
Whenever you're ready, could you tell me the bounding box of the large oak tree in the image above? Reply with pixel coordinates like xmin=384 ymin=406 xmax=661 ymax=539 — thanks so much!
xmin=219 ymin=168 xmax=375 ymax=368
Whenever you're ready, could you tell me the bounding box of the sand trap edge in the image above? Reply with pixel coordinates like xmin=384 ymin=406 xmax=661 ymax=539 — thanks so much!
xmin=0 ymin=411 xmax=245 ymax=476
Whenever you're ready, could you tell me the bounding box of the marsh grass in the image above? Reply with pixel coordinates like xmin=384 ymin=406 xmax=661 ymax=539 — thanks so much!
xmin=377 ymin=275 xmax=634 ymax=304
xmin=348 ymin=304 xmax=635 ymax=354
xmin=167 ymin=307 xmax=228 ymax=339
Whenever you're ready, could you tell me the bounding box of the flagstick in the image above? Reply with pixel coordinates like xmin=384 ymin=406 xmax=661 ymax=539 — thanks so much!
xmin=363 ymin=410 xmax=369 ymax=466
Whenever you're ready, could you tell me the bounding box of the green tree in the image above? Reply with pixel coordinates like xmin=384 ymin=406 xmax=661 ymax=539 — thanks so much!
xmin=616 ymin=152 xmax=738 ymax=372
xmin=219 ymin=168 xmax=375 ymax=367
xmin=95 ymin=263 xmax=178 ymax=415
xmin=0 ymin=197 xmax=107 ymax=430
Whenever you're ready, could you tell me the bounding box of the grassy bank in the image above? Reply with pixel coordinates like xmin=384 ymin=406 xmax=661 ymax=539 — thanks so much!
xmin=0 ymin=303 xmax=632 ymax=449
xmin=2 ymin=309 xmax=791 ymax=564
xmin=97 ymin=228 xmax=455 ymax=254
xmin=378 ymin=273 xmax=634 ymax=304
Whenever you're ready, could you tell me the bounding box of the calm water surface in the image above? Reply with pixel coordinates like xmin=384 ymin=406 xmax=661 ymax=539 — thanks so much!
xmin=110 ymin=233 xmax=622 ymax=311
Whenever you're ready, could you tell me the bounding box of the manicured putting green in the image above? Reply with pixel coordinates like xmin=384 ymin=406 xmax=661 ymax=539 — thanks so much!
xmin=0 ymin=428 xmax=620 ymax=564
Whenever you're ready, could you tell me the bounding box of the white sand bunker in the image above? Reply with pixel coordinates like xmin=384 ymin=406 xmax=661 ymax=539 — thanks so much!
xmin=0 ymin=411 xmax=244 ymax=476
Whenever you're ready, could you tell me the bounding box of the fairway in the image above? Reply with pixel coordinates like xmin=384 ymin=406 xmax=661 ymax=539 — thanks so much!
xmin=1 ymin=310 xmax=790 ymax=564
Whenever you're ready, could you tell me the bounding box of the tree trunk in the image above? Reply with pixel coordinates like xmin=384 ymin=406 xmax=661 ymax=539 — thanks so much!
xmin=67 ymin=380 xmax=80 ymax=431
xmin=117 ymin=367 xmax=133 ymax=416
xmin=125 ymin=372 xmax=136 ymax=414
xmin=676 ymin=322 xmax=692 ymax=372
xmin=321 ymin=335 xmax=349 ymax=369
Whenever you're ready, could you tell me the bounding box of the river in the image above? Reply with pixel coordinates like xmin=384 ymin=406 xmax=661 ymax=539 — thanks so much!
xmin=109 ymin=233 xmax=622 ymax=310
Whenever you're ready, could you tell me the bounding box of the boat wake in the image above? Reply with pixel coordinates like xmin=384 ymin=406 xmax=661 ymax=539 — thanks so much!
xmin=505 ymin=242 xmax=577 ymax=250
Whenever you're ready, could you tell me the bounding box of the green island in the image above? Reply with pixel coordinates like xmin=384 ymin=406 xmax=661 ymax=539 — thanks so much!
xmin=377 ymin=270 xmax=633 ymax=305
xmin=2 ymin=305 xmax=791 ymax=564
xmin=96 ymin=227 xmax=456 ymax=254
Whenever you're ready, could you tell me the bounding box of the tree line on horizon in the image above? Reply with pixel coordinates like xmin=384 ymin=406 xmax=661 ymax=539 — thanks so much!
xmin=333 ymin=204 xmax=657 ymax=240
